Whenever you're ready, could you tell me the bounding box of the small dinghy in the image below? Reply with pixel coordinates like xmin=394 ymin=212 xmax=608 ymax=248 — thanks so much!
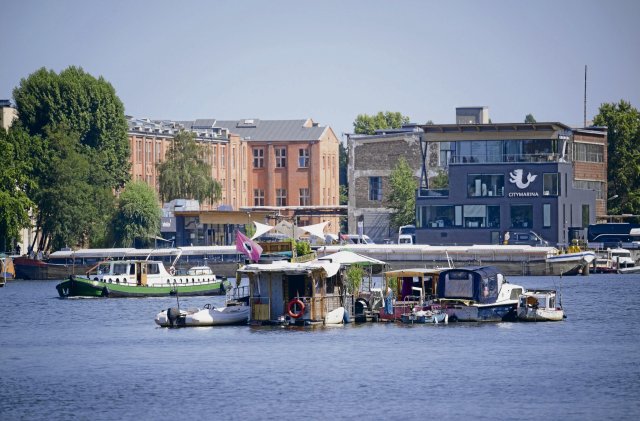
xmin=400 ymin=309 xmax=448 ymax=324
xmin=155 ymin=304 xmax=249 ymax=327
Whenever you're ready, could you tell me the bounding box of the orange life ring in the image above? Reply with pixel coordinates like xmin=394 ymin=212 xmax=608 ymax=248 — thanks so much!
xmin=287 ymin=298 xmax=305 ymax=319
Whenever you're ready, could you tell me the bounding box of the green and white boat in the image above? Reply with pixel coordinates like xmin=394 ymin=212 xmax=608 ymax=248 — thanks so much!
xmin=56 ymin=259 xmax=231 ymax=298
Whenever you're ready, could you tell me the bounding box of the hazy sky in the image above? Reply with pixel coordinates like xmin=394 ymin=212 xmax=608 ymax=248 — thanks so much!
xmin=2 ymin=0 xmax=639 ymax=141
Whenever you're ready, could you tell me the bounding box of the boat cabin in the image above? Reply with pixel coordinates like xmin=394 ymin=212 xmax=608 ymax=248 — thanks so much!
xmin=238 ymin=260 xmax=346 ymax=325
xmin=379 ymin=268 xmax=442 ymax=320
xmin=437 ymin=266 xmax=519 ymax=304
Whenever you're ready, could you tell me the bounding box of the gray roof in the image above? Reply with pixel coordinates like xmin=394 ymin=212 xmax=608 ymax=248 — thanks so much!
xmin=210 ymin=119 xmax=327 ymax=141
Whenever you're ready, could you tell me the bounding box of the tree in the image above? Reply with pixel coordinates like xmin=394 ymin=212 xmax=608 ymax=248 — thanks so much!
xmin=13 ymin=66 xmax=130 ymax=190
xmin=111 ymin=181 xmax=161 ymax=247
xmin=387 ymin=157 xmax=418 ymax=229
xmin=32 ymin=127 xmax=114 ymax=251
xmin=157 ymin=131 xmax=222 ymax=203
xmin=345 ymin=264 xmax=364 ymax=295
xmin=353 ymin=111 xmax=410 ymax=135
xmin=10 ymin=66 xmax=130 ymax=251
xmin=0 ymin=127 xmax=35 ymax=251
xmin=525 ymin=114 xmax=537 ymax=123
xmin=593 ymin=100 xmax=640 ymax=215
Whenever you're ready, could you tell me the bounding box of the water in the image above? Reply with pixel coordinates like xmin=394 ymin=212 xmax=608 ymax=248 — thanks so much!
xmin=1 ymin=275 xmax=639 ymax=420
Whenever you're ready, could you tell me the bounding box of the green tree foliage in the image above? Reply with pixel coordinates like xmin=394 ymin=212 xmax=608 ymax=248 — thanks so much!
xmin=387 ymin=157 xmax=418 ymax=229
xmin=33 ymin=127 xmax=115 ymax=251
xmin=338 ymin=141 xmax=348 ymax=187
xmin=593 ymin=100 xmax=640 ymax=215
xmin=353 ymin=111 xmax=410 ymax=135
xmin=345 ymin=264 xmax=364 ymax=295
xmin=157 ymin=131 xmax=222 ymax=203
xmin=13 ymin=66 xmax=130 ymax=189
xmin=111 ymin=181 xmax=161 ymax=247
xmin=0 ymin=128 xmax=35 ymax=251
xmin=429 ymin=168 xmax=449 ymax=189
xmin=525 ymin=114 xmax=537 ymax=123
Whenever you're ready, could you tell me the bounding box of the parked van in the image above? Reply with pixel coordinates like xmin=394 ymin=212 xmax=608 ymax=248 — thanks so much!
xmin=398 ymin=225 xmax=416 ymax=244
xmin=342 ymin=234 xmax=375 ymax=245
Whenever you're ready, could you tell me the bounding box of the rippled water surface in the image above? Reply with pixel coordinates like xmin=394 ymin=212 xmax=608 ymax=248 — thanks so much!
xmin=1 ymin=274 xmax=639 ymax=420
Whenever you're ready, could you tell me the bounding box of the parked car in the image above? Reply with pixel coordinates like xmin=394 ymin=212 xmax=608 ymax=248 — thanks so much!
xmin=508 ymin=231 xmax=549 ymax=247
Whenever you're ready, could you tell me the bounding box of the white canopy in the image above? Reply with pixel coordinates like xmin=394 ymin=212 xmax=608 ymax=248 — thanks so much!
xmin=251 ymin=221 xmax=275 ymax=240
xmin=299 ymin=221 xmax=329 ymax=239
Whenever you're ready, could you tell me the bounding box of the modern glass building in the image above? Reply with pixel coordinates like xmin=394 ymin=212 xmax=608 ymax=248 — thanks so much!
xmin=415 ymin=122 xmax=607 ymax=247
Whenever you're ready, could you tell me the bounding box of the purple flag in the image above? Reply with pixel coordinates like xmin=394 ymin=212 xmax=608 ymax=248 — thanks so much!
xmin=236 ymin=231 xmax=263 ymax=262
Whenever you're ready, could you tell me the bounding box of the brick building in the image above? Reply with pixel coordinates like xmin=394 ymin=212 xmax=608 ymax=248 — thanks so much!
xmin=347 ymin=126 xmax=423 ymax=242
xmin=128 ymin=117 xmax=341 ymax=245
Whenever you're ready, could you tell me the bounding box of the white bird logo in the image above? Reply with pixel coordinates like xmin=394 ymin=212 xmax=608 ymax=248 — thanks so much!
xmin=509 ymin=169 xmax=537 ymax=189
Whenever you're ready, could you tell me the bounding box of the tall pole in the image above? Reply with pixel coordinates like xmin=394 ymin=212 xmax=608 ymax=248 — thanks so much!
xmin=584 ymin=65 xmax=587 ymax=127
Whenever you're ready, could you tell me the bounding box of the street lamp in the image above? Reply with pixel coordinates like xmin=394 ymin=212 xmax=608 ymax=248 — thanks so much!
xmin=608 ymin=195 xmax=619 ymax=201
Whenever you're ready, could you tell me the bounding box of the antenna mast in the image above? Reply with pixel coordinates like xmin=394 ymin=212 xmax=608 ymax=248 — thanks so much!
xmin=583 ymin=65 xmax=587 ymax=127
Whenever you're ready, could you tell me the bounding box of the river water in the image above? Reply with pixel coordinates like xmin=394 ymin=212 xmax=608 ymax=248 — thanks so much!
xmin=1 ymin=274 xmax=639 ymax=420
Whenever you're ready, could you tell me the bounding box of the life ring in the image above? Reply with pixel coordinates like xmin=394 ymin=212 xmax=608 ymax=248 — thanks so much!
xmin=287 ymin=298 xmax=305 ymax=319
xmin=169 ymin=266 xmax=176 ymax=276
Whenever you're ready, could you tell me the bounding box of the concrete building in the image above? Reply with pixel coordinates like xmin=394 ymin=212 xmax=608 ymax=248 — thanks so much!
xmin=0 ymin=99 xmax=18 ymax=131
xmin=347 ymin=125 xmax=423 ymax=242
xmin=416 ymin=121 xmax=607 ymax=247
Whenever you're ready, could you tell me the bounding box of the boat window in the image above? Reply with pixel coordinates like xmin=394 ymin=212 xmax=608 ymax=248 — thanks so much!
xmin=113 ymin=263 xmax=128 ymax=275
xmin=510 ymin=288 xmax=523 ymax=300
xmin=148 ymin=264 xmax=160 ymax=275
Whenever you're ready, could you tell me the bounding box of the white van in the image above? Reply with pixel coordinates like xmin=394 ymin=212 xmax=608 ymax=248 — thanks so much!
xmin=342 ymin=234 xmax=375 ymax=245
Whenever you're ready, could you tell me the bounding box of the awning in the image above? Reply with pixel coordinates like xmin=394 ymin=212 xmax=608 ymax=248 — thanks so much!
xmin=299 ymin=221 xmax=329 ymax=239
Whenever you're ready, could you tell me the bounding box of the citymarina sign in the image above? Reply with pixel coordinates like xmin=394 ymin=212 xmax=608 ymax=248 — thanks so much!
xmin=508 ymin=168 xmax=540 ymax=197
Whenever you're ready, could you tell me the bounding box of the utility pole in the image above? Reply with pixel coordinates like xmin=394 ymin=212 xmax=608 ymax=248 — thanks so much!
xmin=584 ymin=65 xmax=588 ymax=127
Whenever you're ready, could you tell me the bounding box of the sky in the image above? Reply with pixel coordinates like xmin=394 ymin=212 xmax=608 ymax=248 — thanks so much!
xmin=2 ymin=0 xmax=639 ymax=142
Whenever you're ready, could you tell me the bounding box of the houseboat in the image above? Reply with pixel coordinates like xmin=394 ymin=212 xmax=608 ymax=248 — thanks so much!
xmin=436 ymin=266 xmax=524 ymax=322
xmin=238 ymin=259 xmax=348 ymax=326
xmin=56 ymin=259 xmax=231 ymax=298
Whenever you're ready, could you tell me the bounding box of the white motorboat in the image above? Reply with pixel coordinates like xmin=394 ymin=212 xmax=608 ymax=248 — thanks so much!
xmin=324 ymin=307 xmax=345 ymax=325
xmin=517 ymin=289 xmax=564 ymax=322
xmin=400 ymin=309 xmax=448 ymax=324
xmin=155 ymin=304 xmax=249 ymax=327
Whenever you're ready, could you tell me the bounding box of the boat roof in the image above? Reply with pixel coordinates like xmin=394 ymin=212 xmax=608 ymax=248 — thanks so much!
xmin=238 ymin=260 xmax=341 ymax=277
xmin=383 ymin=268 xmax=443 ymax=278
xmin=315 ymin=250 xmax=386 ymax=266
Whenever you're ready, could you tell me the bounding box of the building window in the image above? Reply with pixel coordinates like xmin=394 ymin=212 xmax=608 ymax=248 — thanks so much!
xmin=467 ymin=174 xmax=504 ymax=197
xmin=253 ymin=148 xmax=264 ymax=168
xmin=136 ymin=138 xmax=143 ymax=162
xmin=543 ymin=173 xmax=559 ymax=196
xmin=582 ymin=204 xmax=590 ymax=228
xmin=254 ymin=189 xmax=264 ymax=206
xmin=155 ymin=141 xmax=162 ymax=161
xmin=220 ymin=146 xmax=226 ymax=169
xmin=574 ymin=143 xmax=604 ymax=162
xmin=275 ymin=147 xmax=286 ymax=168
xmin=276 ymin=188 xmax=287 ymax=206
xmin=299 ymin=188 xmax=310 ymax=206
xmin=574 ymin=180 xmax=604 ymax=200
xmin=543 ymin=204 xmax=551 ymax=228
xmin=146 ymin=140 xmax=153 ymax=163
xmin=299 ymin=148 xmax=310 ymax=168
xmin=369 ymin=177 xmax=382 ymax=201
xmin=462 ymin=205 xmax=500 ymax=228
xmin=418 ymin=205 xmax=459 ymax=228
xmin=510 ymin=204 xmax=533 ymax=229
xmin=212 ymin=146 xmax=217 ymax=168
